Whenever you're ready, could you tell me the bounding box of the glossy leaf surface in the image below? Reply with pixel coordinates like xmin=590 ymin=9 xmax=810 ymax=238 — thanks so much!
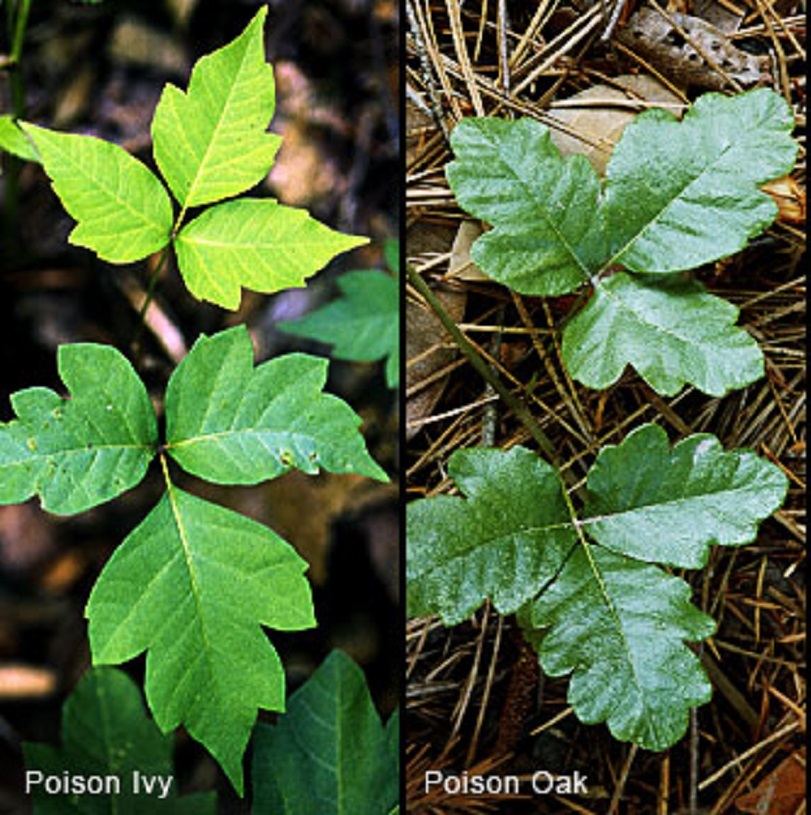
xmin=280 ymin=270 xmax=400 ymax=388
xmin=23 ymin=668 xmax=216 ymax=814
xmin=174 ymin=199 xmax=368 ymax=309
xmin=604 ymin=89 xmax=798 ymax=273
xmin=152 ymin=8 xmax=280 ymax=208
xmin=583 ymin=424 xmax=788 ymax=568
xmin=407 ymin=446 xmax=575 ymax=625
xmin=409 ymin=429 xmax=787 ymax=748
xmin=86 ymin=486 xmax=315 ymax=794
xmin=253 ymin=650 xmax=399 ymax=815
xmin=20 ymin=124 xmax=173 ymax=262
xmin=561 ymin=273 xmax=764 ymax=396
xmin=446 ymin=117 xmax=604 ymax=295
xmin=0 ymin=344 xmax=157 ymax=514
xmin=528 ymin=546 xmax=715 ymax=751
xmin=165 ymin=326 xmax=387 ymax=483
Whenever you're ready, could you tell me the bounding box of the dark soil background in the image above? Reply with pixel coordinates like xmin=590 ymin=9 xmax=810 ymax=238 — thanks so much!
xmin=0 ymin=0 xmax=399 ymax=811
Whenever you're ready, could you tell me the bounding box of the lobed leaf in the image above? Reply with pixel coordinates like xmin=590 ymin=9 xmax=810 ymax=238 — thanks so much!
xmin=407 ymin=446 xmax=575 ymax=625
xmin=527 ymin=546 xmax=715 ymax=751
xmin=582 ymin=424 xmax=789 ymax=568
xmin=446 ymin=117 xmax=605 ymax=295
xmin=561 ymin=273 xmax=764 ymax=396
xmin=151 ymin=8 xmax=281 ymax=209
xmin=0 ymin=344 xmax=157 ymax=515
xmin=409 ymin=430 xmax=787 ymax=748
xmin=280 ymin=269 xmax=400 ymax=388
xmin=165 ymin=325 xmax=387 ymax=483
xmin=19 ymin=123 xmax=173 ymax=263
xmin=173 ymin=198 xmax=368 ymax=309
xmin=253 ymin=650 xmax=399 ymax=815
xmin=604 ymin=89 xmax=798 ymax=273
xmin=85 ymin=486 xmax=315 ymax=795
xmin=23 ymin=668 xmax=216 ymax=814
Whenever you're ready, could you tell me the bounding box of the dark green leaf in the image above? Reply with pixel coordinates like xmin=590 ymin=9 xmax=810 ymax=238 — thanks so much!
xmin=407 ymin=446 xmax=575 ymax=625
xmin=446 ymin=117 xmax=605 ymax=295
xmin=252 ymin=650 xmax=398 ymax=815
xmin=561 ymin=273 xmax=763 ymax=396
xmin=23 ymin=667 xmax=216 ymax=814
xmin=280 ymin=270 xmax=400 ymax=388
xmin=583 ymin=424 xmax=789 ymax=568
xmin=604 ymin=89 xmax=798 ymax=273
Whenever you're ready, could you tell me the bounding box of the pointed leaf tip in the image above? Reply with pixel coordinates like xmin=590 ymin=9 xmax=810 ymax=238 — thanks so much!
xmin=174 ymin=198 xmax=368 ymax=309
xmin=20 ymin=123 xmax=173 ymax=262
xmin=152 ymin=7 xmax=279 ymax=209
xmin=164 ymin=325 xmax=387 ymax=483
xmin=86 ymin=486 xmax=315 ymax=795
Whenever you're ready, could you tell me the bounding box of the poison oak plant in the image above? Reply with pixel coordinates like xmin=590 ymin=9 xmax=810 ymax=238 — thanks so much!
xmin=407 ymin=425 xmax=788 ymax=750
xmin=445 ymin=89 xmax=798 ymax=396
xmin=18 ymin=8 xmax=364 ymax=310
xmin=408 ymin=89 xmax=798 ymax=752
xmin=2 ymin=9 xmax=391 ymax=799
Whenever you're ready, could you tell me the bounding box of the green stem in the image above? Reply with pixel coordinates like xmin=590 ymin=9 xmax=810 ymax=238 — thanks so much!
xmin=407 ymin=262 xmax=576 ymax=488
xmin=3 ymin=0 xmax=32 ymax=252
xmin=131 ymin=246 xmax=172 ymax=356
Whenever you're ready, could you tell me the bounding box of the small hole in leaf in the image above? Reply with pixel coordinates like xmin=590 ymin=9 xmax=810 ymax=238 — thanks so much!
xmin=664 ymin=30 xmax=686 ymax=48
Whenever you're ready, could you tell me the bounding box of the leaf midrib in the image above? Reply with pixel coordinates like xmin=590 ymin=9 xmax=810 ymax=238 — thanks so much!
xmin=46 ymin=133 xmax=168 ymax=236
xmin=604 ymin=135 xmax=736 ymax=269
xmin=487 ymin=132 xmax=593 ymax=283
xmin=182 ymin=34 xmax=256 ymax=208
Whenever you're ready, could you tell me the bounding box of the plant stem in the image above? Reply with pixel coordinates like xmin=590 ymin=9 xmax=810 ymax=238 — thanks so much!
xmin=131 ymin=246 xmax=172 ymax=357
xmin=3 ymin=0 xmax=32 ymax=253
xmin=406 ymin=261 xmax=566 ymax=477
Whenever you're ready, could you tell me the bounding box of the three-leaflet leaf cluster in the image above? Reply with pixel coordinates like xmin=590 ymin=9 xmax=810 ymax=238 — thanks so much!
xmin=1 ymin=326 xmax=386 ymax=793
xmin=20 ymin=8 xmax=364 ymax=310
xmin=407 ymin=424 xmax=787 ymax=750
xmin=446 ymin=89 xmax=798 ymax=396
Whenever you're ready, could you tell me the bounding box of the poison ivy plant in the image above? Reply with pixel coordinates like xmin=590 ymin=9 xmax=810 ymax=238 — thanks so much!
xmin=280 ymin=239 xmax=401 ymax=389
xmin=23 ymin=667 xmax=217 ymax=814
xmin=0 ymin=114 xmax=39 ymax=162
xmin=1 ymin=325 xmax=387 ymax=793
xmin=407 ymin=424 xmax=787 ymax=749
xmin=18 ymin=8 xmax=366 ymax=309
xmin=445 ymin=89 xmax=798 ymax=396
xmin=253 ymin=650 xmax=399 ymax=815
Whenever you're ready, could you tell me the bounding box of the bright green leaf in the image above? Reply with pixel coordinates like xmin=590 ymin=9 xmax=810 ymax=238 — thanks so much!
xmin=164 ymin=325 xmax=387 ymax=483
xmin=0 ymin=115 xmax=40 ymax=162
xmin=561 ymin=273 xmax=764 ymax=396
xmin=151 ymin=8 xmax=281 ymax=209
xmin=583 ymin=424 xmax=789 ymax=568
xmin=407 ymin=446 xmax=575 ymax=625
xmin=173 ymin=198 xmax=368 ymax=309
xmin=23 ymin=667 xmax=216 ymax=814
xmin=19 ymin=123 xmax=173 ymax=262
xmin=252 ymin=650 xmax=399 ymax=815
xmin=85 ymin=485 xmax=315 ymax=795
xmin=605 ymin=89 xmax=798 ymax=273
xmin=527 ymin=546 xmax=715 ymax=751
xmin=0 ymin=344 xmax=157 ymax=515
xmin=280 ymin=270 xmax=400 ymax=388
xmin=446 ymin=117 xmax=605 ymax=295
